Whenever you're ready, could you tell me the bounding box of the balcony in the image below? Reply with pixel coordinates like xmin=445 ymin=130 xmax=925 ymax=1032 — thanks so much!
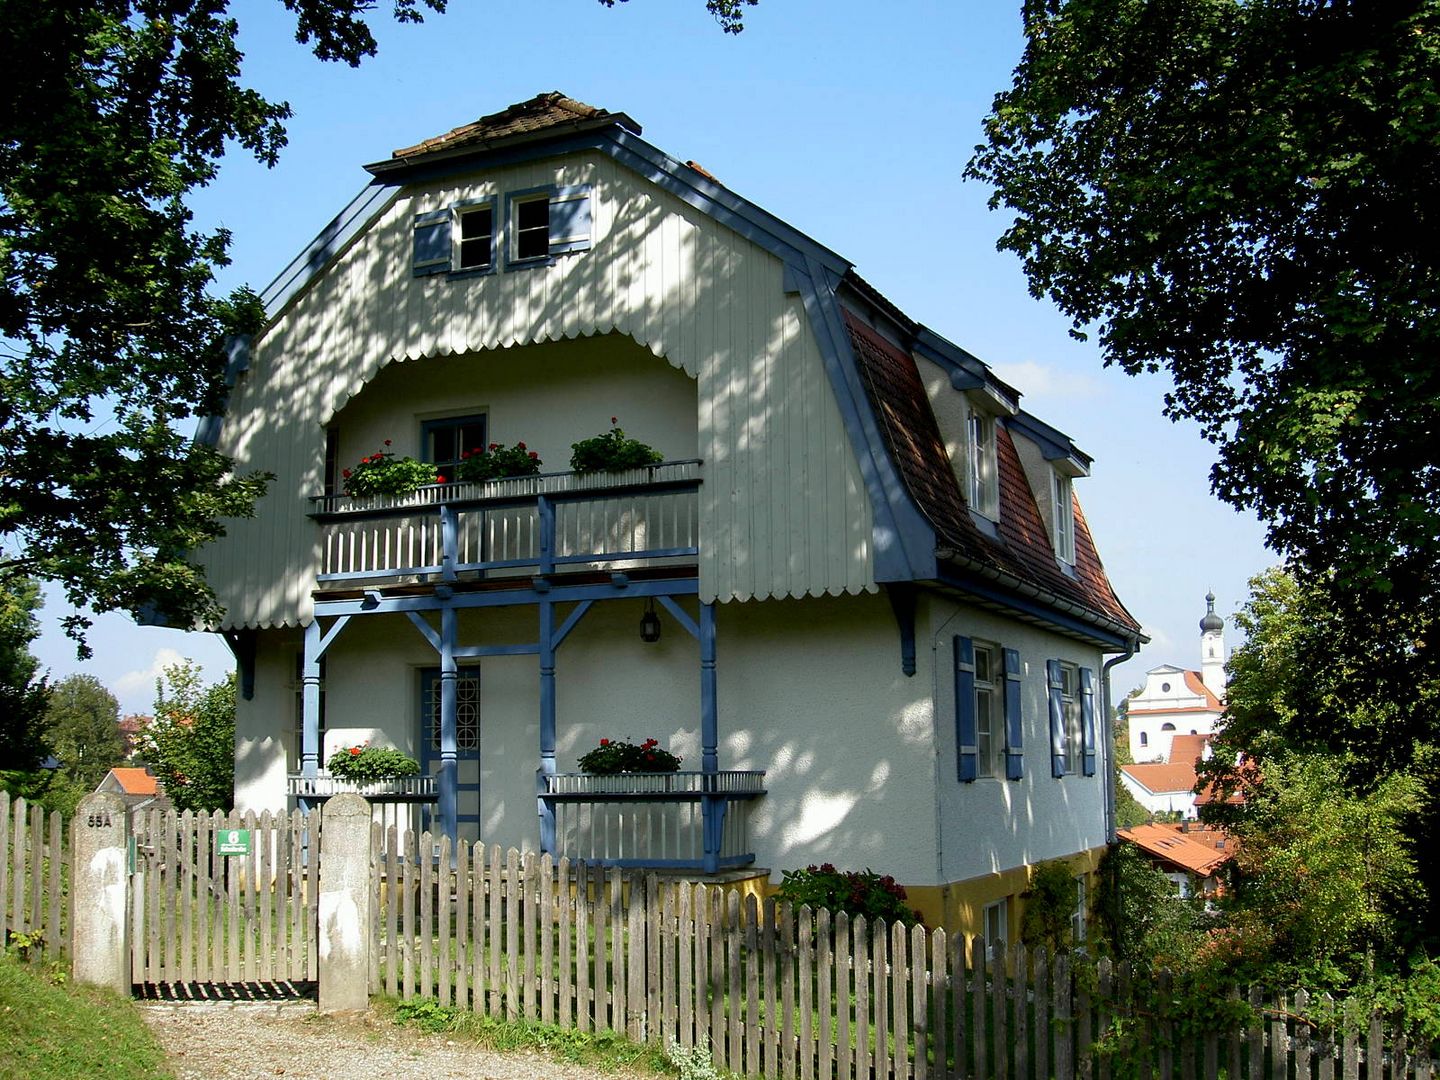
xmin=540 ymin=770 xmax=766 ymax=870
xmin=310 ymin=459 xmax=702 ymax=587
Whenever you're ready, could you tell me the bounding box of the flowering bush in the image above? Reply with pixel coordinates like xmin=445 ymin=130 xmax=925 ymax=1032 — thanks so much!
xmin=569 ymin=417 xmax=664 ymax=474
xmin=343 ymin=442 xmax=439 ymax=496
xmin=577 ymin=736 xmax=682 ymax=774
xmin=775 ymin=864 xmax=924 ymax=927
xmin=455 ymin=441 xmax=543 ymax=482
xmin=326 ymin=743 xmax=422 ymax=783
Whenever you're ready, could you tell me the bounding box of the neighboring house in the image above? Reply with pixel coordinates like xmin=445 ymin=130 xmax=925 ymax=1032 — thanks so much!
xmin=1120 ymin=733 xmax=1212 ymax=819
xmin=95 ymin=767 xmax=171 ymax=815
xmin=118 ymin=714 xmax=152 ymax=759
xmin=194 ymin=92 xmax=1144 ymax=935
xmin=1125 ymin=594 xmax=1226 ymax=763
xmin=1118 ymin=821 xmax=1234 ymax=901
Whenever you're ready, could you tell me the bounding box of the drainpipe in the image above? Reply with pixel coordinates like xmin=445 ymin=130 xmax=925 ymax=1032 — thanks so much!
xmin=1101 ymin=638 xmax=1139 ymax=844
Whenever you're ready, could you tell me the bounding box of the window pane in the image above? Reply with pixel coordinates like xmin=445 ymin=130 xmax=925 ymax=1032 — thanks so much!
xmin=431 ymin=427 xmax=456 ymax=464
xmin=460 ymin=207 xmax=492 ymax=240
xmin=459 ymin=236 xmax=491 ymax=270
xmin=516 ymin=198 xmax=549 ymax=260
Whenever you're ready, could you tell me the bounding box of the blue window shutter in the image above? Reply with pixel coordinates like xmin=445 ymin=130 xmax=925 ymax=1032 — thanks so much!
xmin=1003 ymin=648 xmax=1024 ymax=781
xmin=1081 ymin=666 xmax=1097 ymax=776
xmin=413 ymin=210 xmax=450 ymax=276
xmin=1047 ymin=659 xmax=1066 ymax=777
xmin=549 ymin=185 xmax=592 ymax=254
xmin=955 ymin=636 xmax=978 ymax=782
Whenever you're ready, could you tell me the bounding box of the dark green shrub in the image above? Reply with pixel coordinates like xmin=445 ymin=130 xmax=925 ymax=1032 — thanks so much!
xmin=456 ymin=441 xmax=543 ymax=482
xmin=775 ymin=863 xmax=924 ymax=927
xmin=569 ymin=418 xmax=663 ymax=474
xmin=326 ymin=743 xmax=421 ymax=782
xmin=577 ymin=737 xmax=682 ymax=774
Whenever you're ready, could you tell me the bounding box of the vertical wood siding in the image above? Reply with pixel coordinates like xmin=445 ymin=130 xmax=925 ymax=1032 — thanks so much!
xmin=203 ymin=152 xmax=873 ymax=628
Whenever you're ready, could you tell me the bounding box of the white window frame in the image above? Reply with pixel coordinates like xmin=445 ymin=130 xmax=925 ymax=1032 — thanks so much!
xmin=983 ymin=898 xmax=1008 ymax=948
xmin=1059 ymin=661 xmax=1082 ymax=773
xmin=967 ymin=407 xmax=999 ymax=519
xmin=1053 ymin=471 xmax=1075 ymax=564
xmin=454 ymin=202 xmax=496 ymax=272
xmin=974 ymin=642 xmax=1002 ymax=779
xmin=511 ymin=193 xmax=551 ymax=262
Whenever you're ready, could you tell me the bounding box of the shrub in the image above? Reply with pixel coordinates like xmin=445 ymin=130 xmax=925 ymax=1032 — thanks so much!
xmin=577 ymin=736 xmax=682 ymax=774
xmin=343 ymin=443 xmax=439 ymax=496
xmin=455 ymin=441 xmax=543 ymax=482
xmin=775 ymin=863 xmax=924 ymax=927
xmin=326 ymin=743 xmax=421 ymax=782
xmin=569 ymin=417 xmax=664 ymax=474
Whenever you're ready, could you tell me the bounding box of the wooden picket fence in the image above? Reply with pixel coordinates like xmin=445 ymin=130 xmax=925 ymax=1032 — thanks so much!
xmin=130 ymin=807 xmax=321 ymax=986
xmin=371 ymin=833 xmax=1438 ymax=1080
xmin=0 ymin=794 xmax=67 ymax=965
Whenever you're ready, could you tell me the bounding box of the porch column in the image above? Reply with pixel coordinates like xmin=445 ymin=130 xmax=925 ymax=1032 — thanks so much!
xmin=438 ymin=605 xmax=459 ymax=844
xmin=537 ymin=598 xmax=557 ymax=855
xmin=699 ymin=601 xmax=724 ymax=873
xmin=301 ymin=620 xmax=323 ymax=779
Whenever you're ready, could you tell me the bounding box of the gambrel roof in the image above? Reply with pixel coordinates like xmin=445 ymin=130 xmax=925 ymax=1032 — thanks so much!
xmin=231 ymin=93 xmax=1141 ymax=646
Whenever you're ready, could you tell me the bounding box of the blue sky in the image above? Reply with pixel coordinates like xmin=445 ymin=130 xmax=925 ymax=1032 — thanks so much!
xmin=31 ymin=0 xmax=1272 ymax=714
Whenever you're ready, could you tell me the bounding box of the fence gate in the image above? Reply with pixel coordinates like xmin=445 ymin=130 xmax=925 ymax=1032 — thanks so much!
xmin=129 ymin=808 xmax=320 ymax=988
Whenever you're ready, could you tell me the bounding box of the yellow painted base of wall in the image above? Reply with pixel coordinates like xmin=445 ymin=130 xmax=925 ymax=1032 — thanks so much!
xmin=904 ymin=846 xmax=1107 ymax=939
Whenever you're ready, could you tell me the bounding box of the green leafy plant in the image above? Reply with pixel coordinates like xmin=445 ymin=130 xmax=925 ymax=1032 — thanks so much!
xmin=326 ymin=743 xmax=421 ymax=783
xmin=455 ymin=441 xmax=543 ymax=482
xmin=569 ymin=417 xmax=664 ymax=474
xmin=774 ymin=863 xmax=923 ymax=927
xmin=577 ymin=736 xmax=682 ymax=774
xmin=342 ymin=442 xmax=439 ymax=496
xmin=1021 ymin=859 xmax=1081 ymax=954
xmin=667 ymin=1038 xmax=722 ymax=1080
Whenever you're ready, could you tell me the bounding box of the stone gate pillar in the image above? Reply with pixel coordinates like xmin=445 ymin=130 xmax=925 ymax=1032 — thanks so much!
xmin=318 ymin=794 xmax=373 ymax=1012
xmin=71 ymin=791 xmax=131 ymax=994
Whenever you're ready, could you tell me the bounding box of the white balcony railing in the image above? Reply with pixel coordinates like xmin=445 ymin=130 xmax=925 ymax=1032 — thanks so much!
xmin=311 ymin=460 xmax=702 ymax=585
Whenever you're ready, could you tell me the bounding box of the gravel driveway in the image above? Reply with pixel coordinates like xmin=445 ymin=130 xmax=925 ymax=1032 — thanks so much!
xmin=142 ymin=1002 xmax=654 ymax=1080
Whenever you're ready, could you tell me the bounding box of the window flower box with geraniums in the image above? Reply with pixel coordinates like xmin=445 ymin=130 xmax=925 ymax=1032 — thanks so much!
xmin=569 ymin=418 xmax=663 ymax=475
xmin=455 ymin=441 xmax=543 ymax=483
xmin=577 ymin=736 xmax=682 ymax=774
xmin=342 ymin=442 xmax=439 ymax=497
xmin=326 ymin=743 xmax=422 ymax=784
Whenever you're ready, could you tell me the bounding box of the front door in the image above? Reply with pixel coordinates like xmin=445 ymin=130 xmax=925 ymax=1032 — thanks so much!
xmin=419 ymin=666 xmax=482 ymax=840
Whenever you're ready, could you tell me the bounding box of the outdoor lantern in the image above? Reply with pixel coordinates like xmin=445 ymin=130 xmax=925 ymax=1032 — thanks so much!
xmin=640 ymin=599 xmax=662 ymax=643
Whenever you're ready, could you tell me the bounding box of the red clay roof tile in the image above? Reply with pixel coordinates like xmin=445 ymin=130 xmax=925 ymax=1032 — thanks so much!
xmin=1119 ymin=823 xmax=1233 ymax=875
xmin=390 ymin=92 xmax=636 ymax=161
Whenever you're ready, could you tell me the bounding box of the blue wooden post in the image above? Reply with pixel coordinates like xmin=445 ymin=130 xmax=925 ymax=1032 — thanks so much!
xmin=537 ymin=496 xmax=555 ymax=577
xmin=439 ymin=606 xmax=459 ymax=845
xmin=440 ymin=504 xmax=459 ymax=582
xmin=301 ymin=620 xmax=323 ymax=780
xmin=699 ymin=601 xmax=721 ymax=873
xmin=537 ymin=599 xmax=557 ymax=855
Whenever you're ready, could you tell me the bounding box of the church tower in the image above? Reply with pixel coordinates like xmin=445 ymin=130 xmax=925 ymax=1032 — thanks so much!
xmin=1200 ymin=591 xmax=1226 ymax=700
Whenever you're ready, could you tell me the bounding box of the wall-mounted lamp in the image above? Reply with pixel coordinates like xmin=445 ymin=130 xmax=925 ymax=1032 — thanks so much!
xmin=640 ymin=598 xmax=662 ymax=643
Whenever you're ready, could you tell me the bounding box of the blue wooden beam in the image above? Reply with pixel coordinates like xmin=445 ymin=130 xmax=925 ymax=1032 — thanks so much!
xmin=552 ymin=600 xmax=595 ymax=650
xmin=887 ymin=585 xmax=918 ymax=677
xmin=656 ymin=595 xmax=700 ymax=641
xmin=537 ymin=599 xmax=557 ymax=856
xmin=439 ymin=606 xmax=459 ymax=845
xmin=301 ymin=621 xmax=323 ymax=779
xmin=699 ymin=601 xmax=721 ymax=874
xmin=314 ymin=576 xmax=700 ymax=618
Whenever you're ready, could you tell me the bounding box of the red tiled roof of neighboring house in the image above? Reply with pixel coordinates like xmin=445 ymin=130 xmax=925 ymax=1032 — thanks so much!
xmin=842 ymin=311 xmax=1141 ymax=636
xmin=1173 ymin=822 xmax=1237 ymax=855
xmin=389 ymin=92 xmax=638 ymax=161
xmin=1119 ymin=823 xmax=1232 ymax=876
xmin=1121 ymin=761 xmax=1201 ymax=796
xmin=105 ymin=767 xmax=159 ymax=796
xmin=1183 ymin=670 xmax=1224 ymax=709
xmin=1168 ymin=733 xmax=1211 ymax=767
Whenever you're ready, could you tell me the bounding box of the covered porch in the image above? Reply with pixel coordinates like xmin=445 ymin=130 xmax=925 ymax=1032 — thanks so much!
xmin=280 ymin=462 xmax=765 ymax=873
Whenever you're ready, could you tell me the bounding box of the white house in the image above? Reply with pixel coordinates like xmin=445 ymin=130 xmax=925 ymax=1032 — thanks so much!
xmin=195 ymin=93 xmax=1144 ymax=934
xmin=1125 ymin=594 xmax=1226 ymax=763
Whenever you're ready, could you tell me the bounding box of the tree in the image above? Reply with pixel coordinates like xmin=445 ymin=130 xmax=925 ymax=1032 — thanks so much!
xmin=0 ymin=577 xmax=50 ymax=772
xmin=44 ymin=674 xmax=124 ymax=792
xmin=140 ymin=661 xmax=236 ymax=812
xmin=1 ymin=0 xmax=753 ymax=653
xmin=968 ymin=1 xmax=1440 ymax=787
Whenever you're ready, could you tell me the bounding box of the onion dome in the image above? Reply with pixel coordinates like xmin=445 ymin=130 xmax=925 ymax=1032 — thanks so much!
xmin=1200 ymin=591 xmax=1224 ymax=634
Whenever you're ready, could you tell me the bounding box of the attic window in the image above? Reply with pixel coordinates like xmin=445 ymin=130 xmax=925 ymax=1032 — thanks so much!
xmin=1053 ymin=472 xmax=1076 ymax=563
xmin=967 ymin=409 xmax=998 ymax=519
xmin=457 ymin=205 xmax=494 ymax=271
xmin=514 ymin=196 xmax=549 ymax=261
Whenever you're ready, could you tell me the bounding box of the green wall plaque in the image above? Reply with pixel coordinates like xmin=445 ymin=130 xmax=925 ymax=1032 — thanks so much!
xmin=217 ymin=828 xmax=251 ymax=856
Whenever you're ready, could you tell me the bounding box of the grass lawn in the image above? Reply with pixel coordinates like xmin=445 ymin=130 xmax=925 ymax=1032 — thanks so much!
xmin=0 ymin=954 xmax=175 ymax=1080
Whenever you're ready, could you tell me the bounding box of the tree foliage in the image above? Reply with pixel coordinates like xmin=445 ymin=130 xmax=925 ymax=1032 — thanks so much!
xmin=141 ymin=660 xmax=235 ymax=812
xmin=0 ymin=578 xmax=50 ymax=772
xmin=44 ymin=674 xmax=124 ymax=791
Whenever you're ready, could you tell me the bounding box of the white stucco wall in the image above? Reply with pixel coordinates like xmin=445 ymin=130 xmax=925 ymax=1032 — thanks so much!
xmin=927 ymin=596 xmax=1112 ymax=884
xmin=1126 ymin=666 xmax=1222 ymax=762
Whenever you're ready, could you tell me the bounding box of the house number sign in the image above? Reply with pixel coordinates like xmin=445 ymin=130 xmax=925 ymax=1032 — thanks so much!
xmin=217 ymin=829 xmax=251 ymax=857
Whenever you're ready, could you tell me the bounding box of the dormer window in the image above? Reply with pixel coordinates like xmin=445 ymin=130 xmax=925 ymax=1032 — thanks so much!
xmin=1053 ymin=471 xmax=1075 ymax=564
xmin=457 ymin=205 xmax=494 ymax=271
xmin=968 ymin=409 xmax=998 ymax=519
xmin=513 ymin=195 xmax=550 ymax=261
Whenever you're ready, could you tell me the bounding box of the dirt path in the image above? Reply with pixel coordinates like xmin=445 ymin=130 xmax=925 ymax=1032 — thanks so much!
xmin=141 ymin=1002 xmax=650 ymax=1080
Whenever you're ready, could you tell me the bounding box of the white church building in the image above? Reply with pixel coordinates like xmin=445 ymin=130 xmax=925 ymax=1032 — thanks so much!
xmin=1125 ymin=593 xmax=1227 ymax=765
